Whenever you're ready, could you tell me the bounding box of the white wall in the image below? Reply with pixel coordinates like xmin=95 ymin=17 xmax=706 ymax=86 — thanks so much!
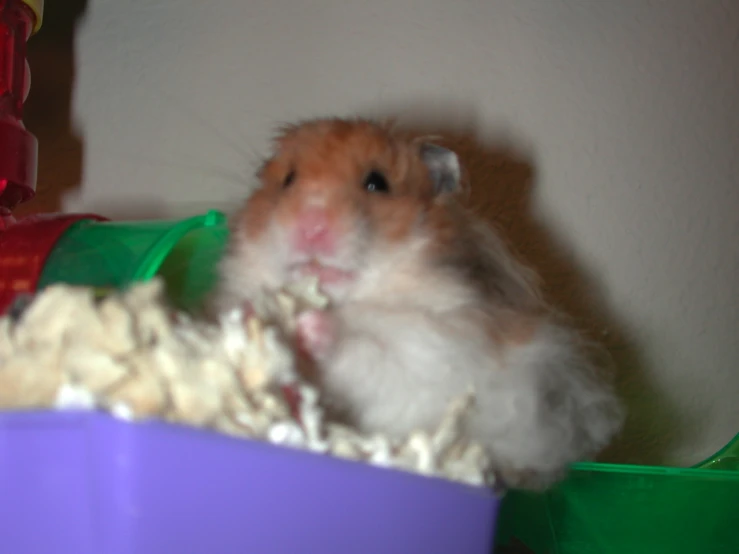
xmin=64 ymin=0 xmax=738 ymax=466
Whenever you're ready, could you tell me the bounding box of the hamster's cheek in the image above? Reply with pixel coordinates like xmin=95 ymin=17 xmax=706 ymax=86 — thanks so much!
xmin=237 ymin=188 xmax=280 ymax=242
xmin=367 ymin=197 xmax=425 ymax=245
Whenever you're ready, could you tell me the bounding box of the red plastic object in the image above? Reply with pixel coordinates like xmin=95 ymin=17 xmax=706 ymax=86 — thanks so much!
xmin=0 ymin=0 xmax=39 ymax=229
xmin=0 ymin=213 xmax=108 ymax=313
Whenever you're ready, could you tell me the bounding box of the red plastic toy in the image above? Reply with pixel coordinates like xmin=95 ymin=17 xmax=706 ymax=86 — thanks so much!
xmin=0 ymin=1 xmax=106 ymax=313
xmin=0 ymin=0 xmax=42 ymax=229
xmin=0 ymin=212 xmax=107 ymax=312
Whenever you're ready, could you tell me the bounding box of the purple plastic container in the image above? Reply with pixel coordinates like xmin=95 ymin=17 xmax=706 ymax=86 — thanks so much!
xmin=0 ymin=411 xmax=500 ymax=553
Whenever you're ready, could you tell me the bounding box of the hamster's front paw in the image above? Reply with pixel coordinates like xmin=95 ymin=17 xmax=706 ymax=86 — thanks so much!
xmin=241 ymin=300 xmax=256 ymax=322
xmin=295 ymin=309 xmax=336 ymax=362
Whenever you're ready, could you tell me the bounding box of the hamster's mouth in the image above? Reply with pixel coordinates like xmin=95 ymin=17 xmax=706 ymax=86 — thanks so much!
xmin=289 ymin=260 xmax=357 ymax=287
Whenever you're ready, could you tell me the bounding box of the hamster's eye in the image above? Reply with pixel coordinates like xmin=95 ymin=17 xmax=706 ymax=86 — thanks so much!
xmin=363 ymin=170 xmax=390 ymax=194
xmin=283 ymin=170 xmax=296 ymax=188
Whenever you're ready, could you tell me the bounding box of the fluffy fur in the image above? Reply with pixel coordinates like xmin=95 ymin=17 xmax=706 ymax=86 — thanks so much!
xmin=212 ymin=117 xmax=624 ymax=490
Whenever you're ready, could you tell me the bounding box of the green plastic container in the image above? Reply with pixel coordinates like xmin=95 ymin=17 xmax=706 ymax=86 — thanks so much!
xmin=496 ymin=433 xmax=739 ymax=553
xmin=37 ymin=210 xmax=229 ymax=311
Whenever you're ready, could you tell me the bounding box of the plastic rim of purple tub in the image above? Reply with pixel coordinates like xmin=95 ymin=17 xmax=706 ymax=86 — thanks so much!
xmin=0 ymin=410 xmax=501 ymax=554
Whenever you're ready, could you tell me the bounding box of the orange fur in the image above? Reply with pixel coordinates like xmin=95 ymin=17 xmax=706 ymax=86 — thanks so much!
xmin=233 ymin=117 xmax=546 ymax=319
xmin=236 ymin=118 xmax=439 ymax=246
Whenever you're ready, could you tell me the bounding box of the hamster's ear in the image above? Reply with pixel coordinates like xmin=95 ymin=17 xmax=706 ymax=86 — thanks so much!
xmin=420 ymin=143 xmax=462 ymax=196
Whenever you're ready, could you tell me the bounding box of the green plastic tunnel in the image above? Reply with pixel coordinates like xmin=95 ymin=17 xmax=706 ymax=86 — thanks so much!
xmin=37 ymin=210 xmax=230 ymax=311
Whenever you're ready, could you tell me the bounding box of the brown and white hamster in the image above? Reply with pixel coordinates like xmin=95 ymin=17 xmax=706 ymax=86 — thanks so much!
xmin=211 ymin=117 xmax=624 ymax=490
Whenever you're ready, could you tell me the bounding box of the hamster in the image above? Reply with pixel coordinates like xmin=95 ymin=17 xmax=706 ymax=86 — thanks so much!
xmin=211 ymin=117 xmax=624 ymax=490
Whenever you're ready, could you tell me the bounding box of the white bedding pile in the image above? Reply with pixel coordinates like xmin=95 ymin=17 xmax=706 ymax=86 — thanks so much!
xmin=0 ymin=278 xmax=493 ymax=487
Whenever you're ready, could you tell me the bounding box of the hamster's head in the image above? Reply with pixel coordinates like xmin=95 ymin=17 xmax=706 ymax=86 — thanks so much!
xmin=223 ymin=118 xmax=463 ymax=304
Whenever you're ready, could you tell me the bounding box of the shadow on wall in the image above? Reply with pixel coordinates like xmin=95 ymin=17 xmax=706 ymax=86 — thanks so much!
xmin=360 ymin=99 xmax=692 ymax=466
xmin=16 ymin=0 xmax=88 ymax=217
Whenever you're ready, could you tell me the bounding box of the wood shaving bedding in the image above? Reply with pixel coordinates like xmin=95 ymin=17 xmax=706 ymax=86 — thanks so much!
xmin=0 ymin=279 xmax=494 ymax=488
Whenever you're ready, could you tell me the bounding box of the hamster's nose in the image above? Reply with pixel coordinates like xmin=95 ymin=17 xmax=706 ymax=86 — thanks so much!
xmin=292 ymin=207 xmax=336 ymax=256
